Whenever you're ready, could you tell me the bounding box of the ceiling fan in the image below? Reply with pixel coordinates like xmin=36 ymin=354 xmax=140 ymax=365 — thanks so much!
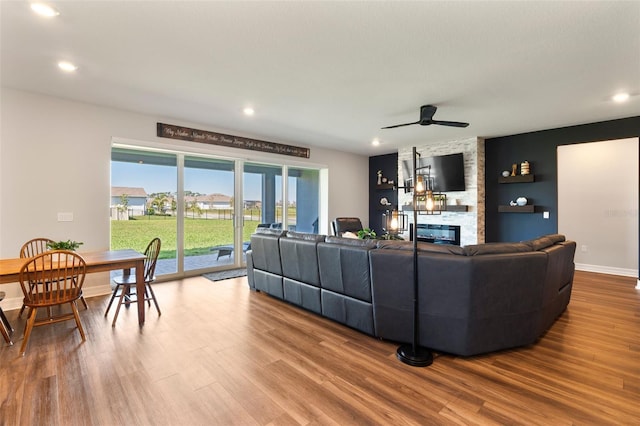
xmin=381 ymin=105 xmax=469 ymax=129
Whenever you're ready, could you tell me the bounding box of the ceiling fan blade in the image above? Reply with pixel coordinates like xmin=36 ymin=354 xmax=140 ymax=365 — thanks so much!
xmin=431 ymin=120 xmax=469 ymax=128
xmin=381 ymin=121 xmax=420 ymax=129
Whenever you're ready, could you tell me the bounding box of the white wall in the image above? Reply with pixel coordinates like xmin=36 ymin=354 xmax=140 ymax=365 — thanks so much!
xmin=0 ymin=88 xmax=369 ymax=306
xmin=558 ymin=138 xmax=639 ymax=276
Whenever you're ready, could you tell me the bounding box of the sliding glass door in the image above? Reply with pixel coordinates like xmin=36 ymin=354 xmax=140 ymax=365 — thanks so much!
xmin=110 ymin=148 xmax=178 ymax=275
xmin=112 ymin=146 xmax=322 ymax=277
xmin=242 ymin=163 xmax=320 ymax=236
xmin=243 ymin=162 xmax=283 ymax=235
xmin=183 ymin=156 xmax=237 ymax=272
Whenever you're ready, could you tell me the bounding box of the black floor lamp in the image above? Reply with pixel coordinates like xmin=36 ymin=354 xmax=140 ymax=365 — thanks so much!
xmin=396 ymin=146 xmax=435 ymax=367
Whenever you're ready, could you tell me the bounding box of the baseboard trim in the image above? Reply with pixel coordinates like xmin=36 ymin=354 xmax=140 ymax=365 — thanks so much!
xmin=575 ymin=263 xmax=638 ymax=278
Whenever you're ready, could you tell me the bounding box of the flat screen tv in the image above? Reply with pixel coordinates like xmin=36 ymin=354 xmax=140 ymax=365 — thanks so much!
xmin=403 ymin=152 xmax=465 ymax=192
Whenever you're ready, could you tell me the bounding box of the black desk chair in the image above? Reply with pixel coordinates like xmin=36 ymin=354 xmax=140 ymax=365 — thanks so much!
xmin=331 ymin=217 xmax=363 ymax=236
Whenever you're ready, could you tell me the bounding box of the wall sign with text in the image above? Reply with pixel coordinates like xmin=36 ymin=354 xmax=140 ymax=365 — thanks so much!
xmin=156 ymin=123 xmax=310 ymax=158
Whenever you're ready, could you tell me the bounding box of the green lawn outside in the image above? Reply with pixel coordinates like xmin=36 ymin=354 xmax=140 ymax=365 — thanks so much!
xmin=111 ymin=216 xmax=261 ymax=259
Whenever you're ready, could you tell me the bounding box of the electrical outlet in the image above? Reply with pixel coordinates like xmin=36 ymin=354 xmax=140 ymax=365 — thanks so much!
xmin=581 ymin=245 xmax=588 ymax=252
xmin=543 ymin=211 xmax=549 ymax=219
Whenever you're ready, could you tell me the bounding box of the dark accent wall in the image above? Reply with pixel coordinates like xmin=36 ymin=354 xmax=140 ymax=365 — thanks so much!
xmin=369 ymin=153 xmax=398 ymax=236
xmin=485 ymin=116 xmax=640 ymax=243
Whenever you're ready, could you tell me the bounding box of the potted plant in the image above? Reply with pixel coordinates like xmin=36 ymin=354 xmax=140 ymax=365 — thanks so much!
xmin=357 ymin=228 xmax=377 ymax=239
xmin=47 ymin=240 xmax=84 ymax=251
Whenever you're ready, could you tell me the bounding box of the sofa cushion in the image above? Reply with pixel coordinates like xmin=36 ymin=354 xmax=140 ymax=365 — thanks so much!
xmin=463 ymin=242 xmax=532 ymax=256
xmin=325 ymin=235 xmax=377 ymax=248
xmin=546 ymin=234 xmax=566 ymax=244
xmin=525 ymin=234 xmax=566 ymax=251
xmin=286 ymin=231 xmax=326 ymax=242
xmin=280 ymin=237 xmax=321 ymax=286
xmin=377 ymin=239 xmax=466 ymax=255
xmin=255 ymin=228 xmax=286 ymax=237
xmin=527 ymin=236 xmax=555 ymax=251
xmin=318 ymin=240 xmax=374 ymax=302
xmin=250 ymin=232 xmax=283 ymax=274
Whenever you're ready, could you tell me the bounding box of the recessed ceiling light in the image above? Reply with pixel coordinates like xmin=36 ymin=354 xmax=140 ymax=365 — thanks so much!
xmin=58 ymin=61 xmax=78 ymax=72
xmin=612 ymin=93 xmax=630 ymax=103
xmin=243 ymin=107 xmax=255 ymax=116
xmin=30 ymin=3 xmax=60 ymax=17
xmin=372 ymin=138 xmax=380 ymax=146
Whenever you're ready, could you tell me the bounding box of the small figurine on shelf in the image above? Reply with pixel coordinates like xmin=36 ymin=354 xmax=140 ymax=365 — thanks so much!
xmin=511 ymin=163 xmax=517 ymax=176
xmin=377 ymin=170 xmax=383 ymax=185
xmin=520 ymin=161 xmax=530 ymax=175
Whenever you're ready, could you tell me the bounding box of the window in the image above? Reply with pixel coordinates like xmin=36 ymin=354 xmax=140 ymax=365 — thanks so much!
xmin=111 ymin=146 xmax=322 ymax=277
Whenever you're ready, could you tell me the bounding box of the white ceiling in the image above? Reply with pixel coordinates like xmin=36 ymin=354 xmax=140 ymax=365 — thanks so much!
xmin=2 ymin=1 xmax=639 ymax=156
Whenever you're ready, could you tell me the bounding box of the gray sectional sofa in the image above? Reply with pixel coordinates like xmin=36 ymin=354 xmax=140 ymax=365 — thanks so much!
xmin=246 ymin=229 xmax=576 ymax=357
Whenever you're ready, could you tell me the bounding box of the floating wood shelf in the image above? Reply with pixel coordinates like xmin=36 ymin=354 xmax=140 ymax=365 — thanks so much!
xmin=498 ymin=205 xmax=535 ymax=213
xmin=401 ymin=205 xmax=470 ymax=212
xmin=446 ymin=205 xmax=469 ymax=212
xmin=376 ymin=183 xmax=396 ymax=190
xmin=498 ymin=174 xmax=535 ymax=183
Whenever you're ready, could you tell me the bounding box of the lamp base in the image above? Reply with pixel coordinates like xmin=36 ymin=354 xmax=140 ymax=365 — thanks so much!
xmin=396 ymin=344 xmax=433 ymax=367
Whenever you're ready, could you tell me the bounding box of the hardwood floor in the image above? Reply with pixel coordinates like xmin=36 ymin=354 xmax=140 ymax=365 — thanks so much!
xmin=1 ymin=271 xmax=638 ymax=425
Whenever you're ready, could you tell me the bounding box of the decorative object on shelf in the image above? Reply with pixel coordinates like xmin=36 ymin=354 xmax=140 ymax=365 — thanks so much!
xmin=510 ymin=200 xmax=518 ymax=206
xmin=520 ymin=161 xmax=530 ymax=175
xmin=502 ymin=170 xmax=510 ymax=177
xmin=511 ymin=163 xmax=517 ymax=176
xmin=516 ymin=197 xmax=528 ymax=206
xmin=382 ymin=177 xmax=388 ymax=183
xmin=377 ymin=170 xmax=383 ymax=185
xmin=395 ymin=146 xmax=434 ymax=368
xmin=46 ymin=240 xmax=83 ymax=251
xmin=388 ymin=180 xmax=394 ymax=185
xmin=380 ymin=197 xmax=391 ymax=206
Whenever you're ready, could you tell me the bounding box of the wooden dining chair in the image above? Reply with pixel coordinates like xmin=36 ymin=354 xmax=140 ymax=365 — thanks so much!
xmin=0 ymin=291 xmax=14 ymax=346
xmin=19 ymin=237 xmax=88 ymax=317
xmin=104 ymin=237 xmax=162 ymax=326
xmin=18 ymin=250 xmax=87 ymax=356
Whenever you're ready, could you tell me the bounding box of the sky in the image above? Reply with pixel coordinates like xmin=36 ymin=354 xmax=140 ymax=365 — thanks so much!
xmin=111 ymin=161 xmax=294 ymax=201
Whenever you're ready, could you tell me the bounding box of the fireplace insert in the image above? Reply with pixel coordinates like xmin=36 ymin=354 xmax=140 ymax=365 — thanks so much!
xmin=410 ymin=223 xmax=461 ymax=246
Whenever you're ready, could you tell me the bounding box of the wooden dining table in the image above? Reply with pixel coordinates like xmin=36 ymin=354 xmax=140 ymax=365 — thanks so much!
xmin=0 ymin=249 xmax=148 ymax=325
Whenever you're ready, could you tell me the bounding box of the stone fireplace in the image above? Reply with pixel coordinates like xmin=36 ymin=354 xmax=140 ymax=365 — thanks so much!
xmin=410 ymin=223 xmax=461 ymax=246
xmin=398 ymin=137 xmax=485 ymax=246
